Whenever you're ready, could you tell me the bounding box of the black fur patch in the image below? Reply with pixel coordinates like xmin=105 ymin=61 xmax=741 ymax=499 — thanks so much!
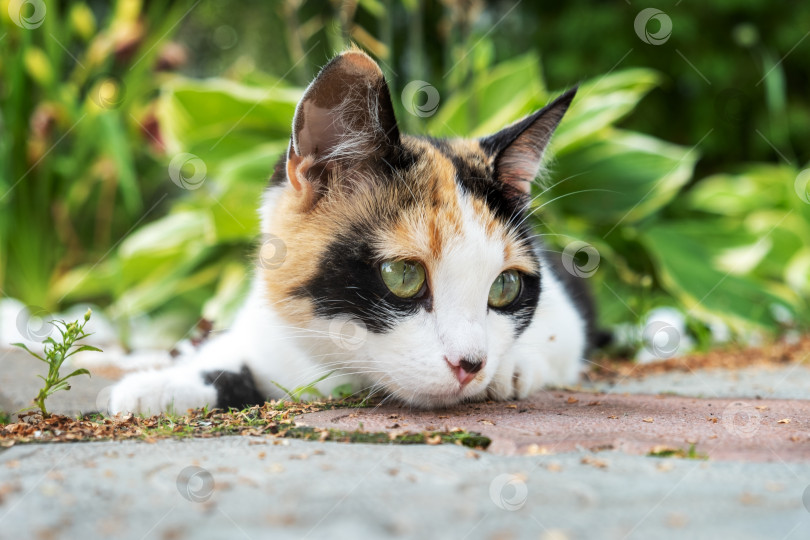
xmin=293 ymin=230 xmax=429 ymax=333
xmin=542 ymin=249 xmax=602 ymax=351
xmin=203 ymin=365 xmax=265 ymax=410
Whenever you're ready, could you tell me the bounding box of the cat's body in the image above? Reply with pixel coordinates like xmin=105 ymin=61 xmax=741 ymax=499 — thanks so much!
xmin=110 ymin=50 xmax=595 ymax=414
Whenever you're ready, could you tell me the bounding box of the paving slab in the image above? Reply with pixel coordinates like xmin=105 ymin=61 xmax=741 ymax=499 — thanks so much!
xmin=1 ymin=437 xmax=810 ymax=540
xmin=582 ymin=364 xmax=810 ymax=400
xmin=297 ymin=391 xmax=810 ymax=460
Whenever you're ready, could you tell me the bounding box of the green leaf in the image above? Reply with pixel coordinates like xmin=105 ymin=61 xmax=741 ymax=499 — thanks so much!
xmin=11 ymin=343 xmax=46 ymax=362
xmin=687 ymin=164 xmax=796 ymax=216
xmin=156 ymin=77 xmax=300 ymax=167
xmin=553 ymin=68 xmax=661 ymax=154
xmin=61 ymin=368 xmax=91 ymax=380
xmin=640 ymin=223 xmax=800 ymax=330
xmin=543 ymin=130 xmax=698 ymax=224
xmin=428 ymin=53 xmax=545 ymax=137
xmin=73 ymin=345 xmax=102 ymax=354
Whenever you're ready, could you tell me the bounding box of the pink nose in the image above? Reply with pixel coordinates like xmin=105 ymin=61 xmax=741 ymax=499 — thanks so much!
xmin=446 ymin=356 xmax=485 ymax=386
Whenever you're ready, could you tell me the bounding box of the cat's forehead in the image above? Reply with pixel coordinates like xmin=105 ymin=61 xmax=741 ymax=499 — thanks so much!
xmin=373 ymin=136 xmax=537 ymax=272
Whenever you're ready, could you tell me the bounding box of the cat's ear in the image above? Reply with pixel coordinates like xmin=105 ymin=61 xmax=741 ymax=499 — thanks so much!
xmin=286 ymin=49 xmax=400 ymax=193
xmin=479 ymin=88 xmax=577 ymax=196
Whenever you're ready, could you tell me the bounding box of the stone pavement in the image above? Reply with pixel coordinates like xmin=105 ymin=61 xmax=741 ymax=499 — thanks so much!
xmin=1 ymin=348 xmax=810 ymax=539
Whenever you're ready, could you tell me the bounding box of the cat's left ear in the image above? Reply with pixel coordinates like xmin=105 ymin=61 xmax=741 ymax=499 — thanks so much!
xmin=479 ymin=88 xmax=577 ymax=196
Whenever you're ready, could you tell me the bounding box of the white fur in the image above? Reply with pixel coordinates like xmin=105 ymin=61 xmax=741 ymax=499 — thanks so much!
xmin=109 ymin=183 xmax=586 ymax=414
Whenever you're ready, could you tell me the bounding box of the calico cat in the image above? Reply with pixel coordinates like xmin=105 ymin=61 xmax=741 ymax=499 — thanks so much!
xmin=110 ymin=49 xmax=595 ymax=414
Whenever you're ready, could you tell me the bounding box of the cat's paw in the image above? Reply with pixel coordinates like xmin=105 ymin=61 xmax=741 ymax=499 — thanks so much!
xmin=109 ymin=370 xmax=217 ymax=415
xmin=486 ymin=360 xmax=534 ymax=401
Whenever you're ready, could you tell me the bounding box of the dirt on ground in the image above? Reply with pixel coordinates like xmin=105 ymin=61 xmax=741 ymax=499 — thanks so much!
xmin=586 ymin=335 xmax=810 ymax=382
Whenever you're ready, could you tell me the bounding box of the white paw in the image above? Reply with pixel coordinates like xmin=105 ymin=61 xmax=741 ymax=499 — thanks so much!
xmin=109 ymin=369 xmax=217 ymax=415
xmin=486 ymin=360 xmax=535 ymax=401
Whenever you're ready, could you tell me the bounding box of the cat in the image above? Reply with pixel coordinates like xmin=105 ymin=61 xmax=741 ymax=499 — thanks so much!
xmin=109 ymin=49 xmax=596 ymax=414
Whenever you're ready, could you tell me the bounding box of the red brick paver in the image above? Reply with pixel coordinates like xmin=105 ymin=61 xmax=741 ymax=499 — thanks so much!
xmin=297 ymin=391 xmax=810 ymax=461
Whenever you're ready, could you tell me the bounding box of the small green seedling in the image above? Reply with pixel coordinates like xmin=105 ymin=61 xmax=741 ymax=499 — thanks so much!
xmin=13 ymin=309 xmax=101 ymax=418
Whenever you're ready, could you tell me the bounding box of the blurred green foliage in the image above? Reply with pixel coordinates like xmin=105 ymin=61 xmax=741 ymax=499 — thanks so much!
xmin=2 ymin=0 xmax=809 ymax=351
xmin=0 ymin=0 xmax=190 ymax=308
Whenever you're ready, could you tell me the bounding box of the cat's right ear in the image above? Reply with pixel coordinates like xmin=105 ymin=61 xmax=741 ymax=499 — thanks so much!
xmin=286 ymin=49 xmax=400 ymax=197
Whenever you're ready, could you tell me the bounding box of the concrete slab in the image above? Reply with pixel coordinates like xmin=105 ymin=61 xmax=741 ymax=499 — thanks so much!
xmin=1 ymin=437 xmax=809 ymax=540
xmin=0 ymin=349 xmax=120 ymax=418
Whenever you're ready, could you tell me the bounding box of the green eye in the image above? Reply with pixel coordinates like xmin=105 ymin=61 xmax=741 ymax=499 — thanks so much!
xmin=488 ymin=270 xmax=521 ymax=308
xmin=380 ymin=260 xmax=426 ymax=298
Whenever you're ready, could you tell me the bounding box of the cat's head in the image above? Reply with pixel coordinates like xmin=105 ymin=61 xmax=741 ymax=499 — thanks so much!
xmin=262 ymin=49 xmax=575 ymax=407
